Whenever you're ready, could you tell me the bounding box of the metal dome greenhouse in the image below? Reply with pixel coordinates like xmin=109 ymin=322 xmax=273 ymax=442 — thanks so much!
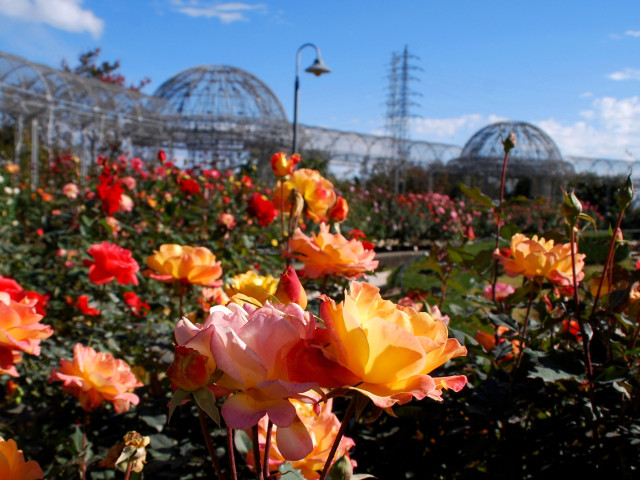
xmin=447 ymin=121 xmax=576 ymax=199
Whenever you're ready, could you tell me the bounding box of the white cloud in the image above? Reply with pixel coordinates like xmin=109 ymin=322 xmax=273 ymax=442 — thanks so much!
xmin=626 ymin=30 xmax=640 ymax=37
xmin=408 ymin=113 xmax=508 ymax=145
xmin=539 ymin=96 xmax=640 ymax=159
xmin=170 ymin=1 xmax=266 ymax=23
xmin=579 ymin=109 xmax=595 ymax=120
xmin=580 ymin=91 xmax=594 ymax=98
xmin=402 ymin=96 xmax=640 ymax=161
xmin=608 ymin=68 xmax=640 ymax=81
xmin=0 ymin=0 xmax=103 ymax=38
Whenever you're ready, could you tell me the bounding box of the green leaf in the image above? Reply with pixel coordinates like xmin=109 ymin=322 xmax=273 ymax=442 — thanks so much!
xmin=486 ymin=312 xmax=518 ymax=331
xmin=617 ymin=174 xmax=634 ymax=211
xmin=329 ymin=455 xmax=354 ymax=480
xmin=458 ymin=183 xmax=494 ymax=210
xmin=168 ymin=389 xmax=190 ymax=424
xmin=472 ymin=248 xmax=495 ymax=274
xmin=278 ymin=463 xmax=306 ymax=479
xmin=193 ymin=387 xmax=220 ymax=425
xmin=499 ymin=222 xmax=521 ymax=241
xmin=527 ymin=351 xmax=585 ymax=383
xmin=234 ymin=430 xmax=252 ymax=456
xmin=499 ymin=195 xmax=529 ymax=208
xmin=578 ymin=213 xmax=597 ymax=231
xmin=70 ymin=425 xmax=84 ymax=453
xmin=140 ymin=414 xmax=166 ymax=432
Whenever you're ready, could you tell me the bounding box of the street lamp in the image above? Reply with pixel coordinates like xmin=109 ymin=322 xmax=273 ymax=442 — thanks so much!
xmin=292 ymin=43 xmax=331 ymax=154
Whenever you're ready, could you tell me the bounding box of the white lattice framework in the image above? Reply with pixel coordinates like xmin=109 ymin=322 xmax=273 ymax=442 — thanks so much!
xmin=0 ymin=49 xmax=636 ymax=188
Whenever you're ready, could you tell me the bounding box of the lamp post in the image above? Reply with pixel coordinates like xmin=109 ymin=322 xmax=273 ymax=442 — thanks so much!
xmin=292 ymin=43 xmax=331 ymax=154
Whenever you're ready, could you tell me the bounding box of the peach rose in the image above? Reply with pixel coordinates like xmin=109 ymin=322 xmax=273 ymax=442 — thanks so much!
xmin=175 ymin=301 xmax=318 ymax=460
xmin=247 ymin=399 xmax=355 ymax=479
xmin=0 ymin=292 xmax=53 ymax=357
xmin=145 ymin=244 xmax=223 ymax=286
xmin=50 ymin=343 xmax=143 ymax=413
xmin=62 ymin=182 xmax=79 ymax=199
xmin=287 ymin=223 xmax=378 ymax=280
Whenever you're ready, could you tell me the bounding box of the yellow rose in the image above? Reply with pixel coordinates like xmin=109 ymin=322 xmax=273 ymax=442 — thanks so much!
xmin=273 ymin=169 xmax=337 ymax=223
xmin=225 ymin=270 xmax=278 ymax=304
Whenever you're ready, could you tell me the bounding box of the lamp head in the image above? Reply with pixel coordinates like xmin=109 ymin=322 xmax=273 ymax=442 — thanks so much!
xmin=305 ymin=57 xmax=331 ymax=77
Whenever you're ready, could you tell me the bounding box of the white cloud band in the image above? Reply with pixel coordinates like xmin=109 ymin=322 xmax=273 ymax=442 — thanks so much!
xmin=0 ymin=0 xmax=103 ymax=38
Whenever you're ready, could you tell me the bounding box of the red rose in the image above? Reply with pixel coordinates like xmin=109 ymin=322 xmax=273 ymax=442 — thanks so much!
xmin=85 ymin=242 xmax=140 ymax=286
xmin=178 ymin=177 xmax=201 ymax=195
xmin=0 ymin=276 xmax=24 ymax=299
xmin=68 ymin=295 xmax=101 ymax=316
xmin=97 ymin=177 xmax=124 ymax=215
xmin=328 ymin=196 xmax=349 ymax=223
xmin=246 ymin=193 xmax=278 ymax=227
xmin=0 ymin=276 xmax=49 ymax=315
xmin=124 ymin=292 xmax=150 ymax=317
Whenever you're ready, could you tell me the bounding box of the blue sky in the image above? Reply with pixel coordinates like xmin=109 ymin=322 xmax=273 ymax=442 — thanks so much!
xmin=1 ymin=0 xmax=640 ymax=160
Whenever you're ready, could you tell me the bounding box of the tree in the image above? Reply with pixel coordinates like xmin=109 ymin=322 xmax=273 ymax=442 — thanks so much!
xmin=61 ymin=47 xmax=150 ymax=91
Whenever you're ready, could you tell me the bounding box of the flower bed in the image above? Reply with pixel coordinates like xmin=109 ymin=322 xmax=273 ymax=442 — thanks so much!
xmin=0 ymin=151 xmax=638 ymax=479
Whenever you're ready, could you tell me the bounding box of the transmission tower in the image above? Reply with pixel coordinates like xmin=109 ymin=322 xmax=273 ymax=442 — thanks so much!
xmin=385 ymin=46 xmax=422 ymax=192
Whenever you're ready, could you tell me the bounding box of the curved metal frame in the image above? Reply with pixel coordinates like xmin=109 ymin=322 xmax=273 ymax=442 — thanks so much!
xmin=0 ymin=50 xmax=636 ymax=190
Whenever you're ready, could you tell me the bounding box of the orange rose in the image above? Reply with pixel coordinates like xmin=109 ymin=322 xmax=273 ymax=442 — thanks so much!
xmin=287 ymin=223 xmax=378 ymax=280
xmin=494 ymin=233 xmax=585 ymax=287
xmin=299 ymin=282 xmax=468 ymax=408
xmin=50 ymin=343 xmax=143 ymax=413
xmin=273 ymin=169 xmax=337 ymax=223
xmin=145 ymin=244 xmax=223 ymax=286
xmin=0 ymin=437 xmax=43 ymax=480
xmin=545 ymin=242 xmax=585 ymax=288
xmin=271 ymin=152 xmax=301 ymax=177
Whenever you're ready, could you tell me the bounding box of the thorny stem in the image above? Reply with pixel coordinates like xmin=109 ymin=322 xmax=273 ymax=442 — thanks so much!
xmin=491 ymin=145 xmax=511 ymax=302
xmin=320 ymin=275 xmax=329 ymax=295
xmin=589 ymin=211 xmax=624 ymax=322
xmin=227 ymin=427 xmax=238 ymax=480
xmin=515 ymin=281 xmax=536 ymax=370
xmin=178 ymin=282 xmax=186 ymax=318
xmin=197 ymin=406 xmax=227 ymax=480
xmin=262 ymin=421 xmax=274 ymax=480
xmin=81 ymin=412 xmax=88 ymax=480
xmin=319 ymin=395 xmax=357 ymax=480
xmin=632 ymin=313 xmax=640 ymax=350
xmin=252 ymin=425 xmax=264 ymax=480
xmin=279 ymin=181 xmax=287 ymax=263
xmin=570 ymin=226 xmax=593 ymax=378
